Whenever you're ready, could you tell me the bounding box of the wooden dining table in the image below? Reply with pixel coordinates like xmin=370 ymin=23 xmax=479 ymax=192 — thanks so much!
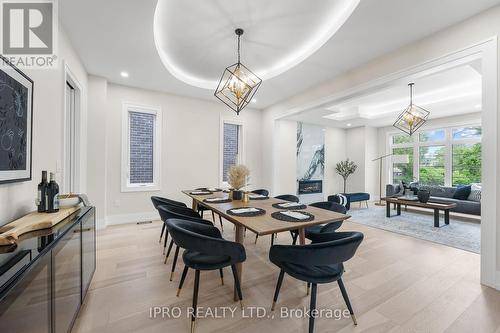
xmin=182 ymin=190 xmax=351 ymax=301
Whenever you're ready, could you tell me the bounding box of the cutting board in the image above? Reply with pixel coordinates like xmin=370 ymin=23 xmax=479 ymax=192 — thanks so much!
xmin=0 ymin=206 xmax=81 ymax=246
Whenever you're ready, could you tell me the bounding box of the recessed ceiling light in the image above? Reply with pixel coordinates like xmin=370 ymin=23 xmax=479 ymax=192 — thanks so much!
xmin=120 ymin=71 xmax=129 ymax=78
xmin=346 ymin=123 xmax=352 ymax=127
xmin=474 ymin=104 xmax=482 ymax=109
xmin=251 ymin=98 xmax=257 ymax=103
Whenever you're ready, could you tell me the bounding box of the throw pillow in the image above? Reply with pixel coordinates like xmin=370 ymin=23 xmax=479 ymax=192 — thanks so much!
xmin=453 ymin=185 xmax=471 ymax=200
xmin=468 ymin=189 xmax=482 ymax=202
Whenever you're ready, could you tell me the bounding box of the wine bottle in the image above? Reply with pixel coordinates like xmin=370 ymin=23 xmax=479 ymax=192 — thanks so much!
xmin=47 ymin=172 xmax=60 ymax=213
xmin=37 ymin=171 xmax=48 ymax=212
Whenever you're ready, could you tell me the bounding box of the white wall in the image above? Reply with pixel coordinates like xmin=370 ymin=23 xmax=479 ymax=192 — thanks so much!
xmin=324 ymin=127 xmax=347 ymax=195
xmin=273 ymin=120 xmax=297 ymax=196
xmin=86 ymin=80 xmax=264 ymax=226
xmin=0 ymin=28 xmax=88 ymax=227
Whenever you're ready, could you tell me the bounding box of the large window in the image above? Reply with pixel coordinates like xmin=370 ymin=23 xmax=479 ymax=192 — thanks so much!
xmin=390 ymin=125 xmax=481 ymax=186
xmin=222 ymin=122 xmax=242 ymax=183
xmin=122 ymin=103 xmax=161 ymax=192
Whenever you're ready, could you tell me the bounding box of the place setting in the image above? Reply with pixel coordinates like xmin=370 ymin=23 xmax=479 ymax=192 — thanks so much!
xmin=271 ymin=210 xmax=315 ymax=222
xmin=272 ymin=202 xmax=307 ymax=210
xmin=249 ymin=193 xmax=269 ymax=200
xmin=226 ymin=207 xmax=266 ymax=217
xmin=203 ymin=197 xmax=232 ymax=204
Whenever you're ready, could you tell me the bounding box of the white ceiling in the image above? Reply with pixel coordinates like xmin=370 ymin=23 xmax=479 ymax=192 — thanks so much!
xmin=60 ymin=0 xmax=500 ymax=109
xmin=284 ymin=61 xmax=482 ymax=128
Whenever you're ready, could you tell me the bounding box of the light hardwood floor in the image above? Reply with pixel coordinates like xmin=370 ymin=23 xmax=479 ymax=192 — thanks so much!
xmin=73 ymin=212 xmax=500 ymax=333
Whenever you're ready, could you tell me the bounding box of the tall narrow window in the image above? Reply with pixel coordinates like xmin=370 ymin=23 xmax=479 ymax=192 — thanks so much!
xmin=122 ymin=104 xmax=161 ymax=192
xmin=222 ymin=123 xmax=241 ymax=182
xmin=419 ymin=146 xmax=445 ymax=185
xmin=392 ymin=147 xmax=413 ymax=183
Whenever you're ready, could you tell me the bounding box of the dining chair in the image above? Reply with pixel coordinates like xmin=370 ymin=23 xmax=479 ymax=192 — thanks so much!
xmin=251 ymin=189 xmax=269 ymax=197
xmin=269 ymin=231 xmax=364 ymax=333
xmin=166 ymin=218 xmax=246 ymax=333
xmin=157 ymin=205 xmax=212 ymax=281
xmin=195 ymin=188 xmax=225 ymax=232
xmin=291 ymin=201 xmax=347 ymax=245
xmin=151 ymin=196 xmax=187 ymax=245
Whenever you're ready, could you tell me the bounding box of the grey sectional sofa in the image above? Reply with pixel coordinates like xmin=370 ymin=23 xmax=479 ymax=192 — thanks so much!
xmin=386 ymin=184 xmax=481 ymax=216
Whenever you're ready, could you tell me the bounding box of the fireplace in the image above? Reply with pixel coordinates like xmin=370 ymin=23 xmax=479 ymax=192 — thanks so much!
xmin=298 ymin=180 xmax=323 ymax=195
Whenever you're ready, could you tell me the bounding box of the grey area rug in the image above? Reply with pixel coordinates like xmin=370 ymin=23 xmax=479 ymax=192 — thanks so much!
xmin=347 ymin=206 xmax=480 ymax=253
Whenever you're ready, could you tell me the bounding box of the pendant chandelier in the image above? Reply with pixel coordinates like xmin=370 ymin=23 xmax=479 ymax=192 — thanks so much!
xmin=214 ymin=28 xmax=262 ymax=115
xmin=393 ymin=83 xmax=430 ymax=136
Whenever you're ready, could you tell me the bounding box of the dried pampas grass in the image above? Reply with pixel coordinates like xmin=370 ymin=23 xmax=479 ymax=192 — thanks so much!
xmin=228 ymin=164 xmax=250 ymax=190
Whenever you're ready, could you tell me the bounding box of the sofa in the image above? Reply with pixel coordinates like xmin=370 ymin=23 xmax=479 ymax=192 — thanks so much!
xmin=386 ymin=184 xmax=481 ymax=216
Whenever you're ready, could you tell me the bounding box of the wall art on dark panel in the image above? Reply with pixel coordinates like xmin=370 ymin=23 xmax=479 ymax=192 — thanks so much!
xmin=0 ymin=55 xmax=33 ymax=184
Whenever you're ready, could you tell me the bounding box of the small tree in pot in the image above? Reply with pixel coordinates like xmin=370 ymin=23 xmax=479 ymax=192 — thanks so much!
xmin=335 ymin=159 xmax=358 ymax=193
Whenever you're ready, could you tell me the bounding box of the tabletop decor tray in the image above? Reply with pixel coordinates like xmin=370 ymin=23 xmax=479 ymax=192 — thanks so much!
xmin=271 ymin=210 xmax=314 ymax=222
xmin=226 ymin=207 xmax=266 ymax=217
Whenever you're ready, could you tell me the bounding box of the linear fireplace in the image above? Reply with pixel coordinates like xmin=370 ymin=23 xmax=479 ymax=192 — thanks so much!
xmin=298 ymin=180 xmax=323 ymax=195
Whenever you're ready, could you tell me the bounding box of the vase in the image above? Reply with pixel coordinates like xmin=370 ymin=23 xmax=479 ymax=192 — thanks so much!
xmin=242 ymin=192 xmax=250 ymax=203
xmin=417 ymin=190 xmax=430 ymax=203
xmin=232 ymin=190 xmax=243 ymax=200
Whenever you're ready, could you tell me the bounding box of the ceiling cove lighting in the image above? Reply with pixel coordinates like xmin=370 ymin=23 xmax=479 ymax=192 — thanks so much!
xmin=214 ymin=29 xmax=262 ymax=115
xmin=393 ymin=83 xmax=430 ymax=136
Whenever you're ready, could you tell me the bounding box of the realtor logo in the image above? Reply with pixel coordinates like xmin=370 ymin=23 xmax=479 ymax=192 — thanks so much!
xmin=1 ymin=0 xmax=58 ymax=68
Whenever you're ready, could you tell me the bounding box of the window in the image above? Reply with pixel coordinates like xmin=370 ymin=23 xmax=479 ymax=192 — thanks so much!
xmin=221 ymin=122 xmax=242 ymax=183
xmin=389 ymin=124 xmax=481 ymax=186
xmin=122 ymin=103 xmax=161 ymax=192
xmin=419 ymin=146 xmax=445 ymax=185
xmin=392 ymin=147 xmax=413 ymax=183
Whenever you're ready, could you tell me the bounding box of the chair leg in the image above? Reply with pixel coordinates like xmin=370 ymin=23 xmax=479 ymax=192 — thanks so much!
xmin=177 ymin=265 xmax=189 ymax=297
xmin=164 ymin=240 xmax=174 ymax=264
xmin=219 ymin=268 xmax=224 ymax=285
xmin=199 ymin=210 xmax=204 ymax=218
xmin=308 ymin=283 xmax=318 ymax=333
xmin=231 ymin=264 xmax=243 ymax=309
xmin=271 ymin=269 xmax=285 ymax=311
xmin=291 ymin=232 xmax=298 ymax=245
xmin=365 ymin=201 xmax=369 ymax=208
xmin=170 ymin=245 xmax=180 ymax=281
xmin=271 ymin=234 xmax=275 ymax=246
xmin=211 ymin=210 xmax=216 ymax=222
xmin=191 ymin=270 xmax=200 ymax=333
xmin=254 ymin=234 xmax=259 ymax=244
xmin=337 ymin=278 xmax=357 ymax=325
xmin=163 ymin=229 xmax=169 ymax=254
xmin=307 ymin=282 xmax=310 ymax=296
xmin=159 ymin=223 xmax=166 ymax=243
xmin=219 ymin=215 xmax=224 ymax=232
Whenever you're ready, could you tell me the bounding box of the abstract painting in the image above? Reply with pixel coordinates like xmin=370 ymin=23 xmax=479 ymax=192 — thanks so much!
xmin=0 ymin=55 xmax=33 ymax=184
xmin=296 ymin=122 xmax=325 ymax=181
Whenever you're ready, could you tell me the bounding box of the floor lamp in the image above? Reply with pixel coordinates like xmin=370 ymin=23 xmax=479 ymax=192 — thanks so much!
xmin=372 ymin=153 xmax=409 ymax=206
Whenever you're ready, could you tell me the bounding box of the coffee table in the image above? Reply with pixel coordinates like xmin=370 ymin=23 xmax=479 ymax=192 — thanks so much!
xmin=382 ymin=197 xmax=457 ymax=227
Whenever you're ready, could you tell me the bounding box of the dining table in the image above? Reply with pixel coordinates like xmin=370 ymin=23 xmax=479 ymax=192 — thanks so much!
xmin=182 ymin=190 xmax=351 ymax=301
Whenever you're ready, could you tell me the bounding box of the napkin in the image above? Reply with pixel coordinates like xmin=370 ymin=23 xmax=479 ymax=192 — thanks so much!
xmin=231 ymin=208 xmax=259 ymax=214
xmin=249 ymin=194 xmax=265 ymax=198
xmin=208 ymin=188 xmax=220 ymax=192
xmin=279 ymin=202 xmax=302 ymax=208
xmin=281 ymin=211 xmax=309 ymax=220
xmin=191 ymin=191 xmax=210 ymax=195
xmin=205 ymin=197 xmax=224 ymax=202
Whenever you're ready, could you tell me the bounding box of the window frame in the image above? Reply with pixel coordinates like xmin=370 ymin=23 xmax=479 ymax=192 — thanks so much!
xmin=219 ymin=118 xmax=244 ymax=186
xmin=121 ymin=102 xmax=162 ymax=192
xmin=388 ymin=123 xmax=481 ymax=186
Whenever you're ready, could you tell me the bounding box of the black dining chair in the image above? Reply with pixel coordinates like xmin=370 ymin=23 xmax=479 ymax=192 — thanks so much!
xmin=157 ymin=205 xmax=213 ymax=281
xmin=274 ymin=194 xmax=300 ymax=203
xmin=151 ymin=196 xmax=187 ymax=246
xmin=166 ymin=219 xmax=246 ymax=332
xmin=291 ymin=201 xmax=347 ymax=245
xmin=269 ymin=231 xmax=364 ymax=333
xmin=195 ymin=188 xmax=225 ymax=232
xmin=251 ymin=189 xmax=269 ymax=197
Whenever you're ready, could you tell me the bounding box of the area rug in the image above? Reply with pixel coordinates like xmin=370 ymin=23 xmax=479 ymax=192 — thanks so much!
xmin=347 ymin=206 xmax=480 ymax=253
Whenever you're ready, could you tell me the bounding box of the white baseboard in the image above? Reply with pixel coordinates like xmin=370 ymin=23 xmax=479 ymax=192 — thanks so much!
xmin=104 ymin=211 xmax=159 ymax=227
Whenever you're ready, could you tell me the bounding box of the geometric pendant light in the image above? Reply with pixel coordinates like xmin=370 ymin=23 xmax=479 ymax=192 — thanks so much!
xmin=214 ymin=28 xmax=262 ymax=115
xmin=393 ymin=83 xmax=430 ymax=136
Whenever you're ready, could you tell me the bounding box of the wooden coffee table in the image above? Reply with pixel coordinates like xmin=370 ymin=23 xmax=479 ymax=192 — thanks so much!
xmin=382 ymin=197 xmax=457 ymax=227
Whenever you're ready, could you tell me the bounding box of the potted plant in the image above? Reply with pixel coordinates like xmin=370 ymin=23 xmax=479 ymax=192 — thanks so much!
xmin=227 ymin=164 xmax=250 ymax=200
xmin=335 ymin=159 xmax=358 ymax=193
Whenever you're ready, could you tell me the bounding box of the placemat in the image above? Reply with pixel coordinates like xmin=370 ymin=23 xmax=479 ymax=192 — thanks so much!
xmin=271 ymin=211 xmax=314 ymax=222
xmin=226 ymin=207 xmax=266 ymax=217
xmin=272 ymin=202 xmax=307 ymax=210
xmin=203 ymin=198 xmax=232 ymax=204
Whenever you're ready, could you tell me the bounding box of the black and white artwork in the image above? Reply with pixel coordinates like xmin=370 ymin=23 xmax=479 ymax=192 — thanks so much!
xmin=296 ymin=122 xmax=324 ymax=181
xmin=0 ymin=55 xmax=33 ymax=184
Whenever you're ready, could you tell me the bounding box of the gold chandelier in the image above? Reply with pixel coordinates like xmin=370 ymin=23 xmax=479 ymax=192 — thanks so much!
xmin=393 ymin=83 xmax=430 ymax=136
xmin=214 ymin=28 xmax=262 ymax=115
